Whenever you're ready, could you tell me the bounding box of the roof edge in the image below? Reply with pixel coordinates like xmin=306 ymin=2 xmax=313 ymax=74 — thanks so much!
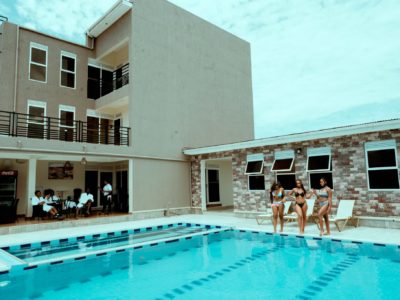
xmin=183 ymin=119 xmax=400 ymax=156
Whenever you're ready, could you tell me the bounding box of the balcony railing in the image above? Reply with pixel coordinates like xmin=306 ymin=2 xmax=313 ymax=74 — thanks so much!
xmin=0 ymin=110 xmax=130 ymax=146
xmin=88 ymin=63 xmax=129 ymax=100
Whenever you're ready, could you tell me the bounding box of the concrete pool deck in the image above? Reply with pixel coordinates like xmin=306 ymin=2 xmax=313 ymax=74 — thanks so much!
xmin=0 ymin=211 xmax=399 ymax=247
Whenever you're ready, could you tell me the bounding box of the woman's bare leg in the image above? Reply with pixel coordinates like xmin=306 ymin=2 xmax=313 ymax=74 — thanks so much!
xmin=294 ymin=204 xmax=303 ymax=234
xmin=279 ymin=204 xmax=284 ymax=232
xmin=318 ymin=205 xmax=329 ymax=236
xmin=324 ymin=214 xmax=331 ymax=235
xmin=301 ymin=204 xmax=308 ymax=233
xmin=272 ymin=205 xmax=278 ymax=233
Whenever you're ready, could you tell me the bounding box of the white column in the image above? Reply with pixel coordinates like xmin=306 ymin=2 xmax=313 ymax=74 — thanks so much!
xmin=128 ymin=159 xmax=134 ymax=213
xmin=26 ymin=158 xmax=37 ymax=217
xmin=200 ymin=160 xmax=207 ymax=212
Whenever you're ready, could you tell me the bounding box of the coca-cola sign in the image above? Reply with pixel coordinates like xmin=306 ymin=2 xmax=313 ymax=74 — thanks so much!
xmin=0 ymin=170 xmax=18 ymax=176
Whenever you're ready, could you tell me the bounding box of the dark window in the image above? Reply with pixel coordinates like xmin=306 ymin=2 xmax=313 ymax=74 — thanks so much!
xmin=368 ymin=170 xmax=399 ymax=189
xmin=27 ymin=106 xmax=45 ymax=139
xmin=272 ymin=158 xmax=293 ymax=171
xmin=308 ymin=155 xmax=330 ymax=171
xmin=101 ymin=70 xmax=113 ymax=96
xmin=30 ymin=64 xmax=46 ymax=82
xmin=31 ymin=48 xmax=46 ymax=64
xmin=61 ymin=71 xmax=75 ymax=88
xmin=88 ymin=66 xmax=101 ymax=99
xmin=60 ymin=111 xmax=74 ymax=127
xmin=249 ymin=175 xmax=265 ymax=190
xmin=367 ymin=149 xmax=397 ymax=168
xmin=309 ymin=173 xmax=333 ymax=189
xmin=276 ymin=174 xmax=296 ymax=190
xmin=62 ymin=56 xmax=75 ymax=72
xmin=245 ymin=161 xmax=263 ymax=174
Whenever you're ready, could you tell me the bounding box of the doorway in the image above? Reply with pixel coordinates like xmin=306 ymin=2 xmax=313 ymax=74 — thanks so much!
xmin=206 ymin=169 xmax=220 ymax=205
xmin=85 ymin=170 xmax=99 ymax=207
xmin=116 ymin=170 xmax=128 ymax=212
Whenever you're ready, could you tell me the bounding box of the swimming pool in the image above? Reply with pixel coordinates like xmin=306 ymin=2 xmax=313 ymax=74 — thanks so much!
xmin=0 ymin=227 xmax=399 ymax=299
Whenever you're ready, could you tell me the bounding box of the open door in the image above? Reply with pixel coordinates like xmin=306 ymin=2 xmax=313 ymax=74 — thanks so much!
xmin=206 ymin=169 xmax=220 ymax=205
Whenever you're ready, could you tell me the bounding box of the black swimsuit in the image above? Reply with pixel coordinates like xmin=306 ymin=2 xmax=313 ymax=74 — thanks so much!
xmin=294 ymin=191 xmax=306 ymax=208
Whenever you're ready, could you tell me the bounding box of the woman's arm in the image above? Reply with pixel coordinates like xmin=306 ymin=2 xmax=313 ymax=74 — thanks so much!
xmin=327 ymin=188 xmax=333 ymax=213
xmin=281 ymin=188 xmax=286 ymax=202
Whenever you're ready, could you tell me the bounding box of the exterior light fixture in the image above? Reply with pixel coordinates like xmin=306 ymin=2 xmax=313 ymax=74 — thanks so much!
xmin=296 ymin=148 xmax=302 ymax=154
xmin=80 ymin=157 xmax=87 ymax=165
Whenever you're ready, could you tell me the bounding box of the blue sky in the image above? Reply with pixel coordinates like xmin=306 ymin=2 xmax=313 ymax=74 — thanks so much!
xmin=1 ymin=0 xmax=399 ymax=138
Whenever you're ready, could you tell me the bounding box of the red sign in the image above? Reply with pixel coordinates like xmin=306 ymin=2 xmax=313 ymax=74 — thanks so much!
xmin=0 ymin=170 xmax=18 ymax=176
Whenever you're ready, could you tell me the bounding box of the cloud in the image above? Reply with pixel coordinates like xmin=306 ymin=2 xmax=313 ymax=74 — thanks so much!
xmin=169 ymin=0 xmax=400 ymax=137
xmin=15 ymin=0 xmax=115 ymax=43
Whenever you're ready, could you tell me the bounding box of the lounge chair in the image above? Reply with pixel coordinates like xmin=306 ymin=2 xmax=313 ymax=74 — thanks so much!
xmin=284 ymin=197 xmax=316 ymax=223
xmin=256 ymin=201 xmax=292 ymax=225
xmin=315 ymin=199 xmax=358 ymax=232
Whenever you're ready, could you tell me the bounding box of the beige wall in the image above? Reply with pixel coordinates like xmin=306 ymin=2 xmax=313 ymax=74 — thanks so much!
xmin=0 ymin=22 xmax=18 ymax=111
xmin=132 ymin=158 xmax=191 ymax=211
xmin=206 ymin=160 xmax=233 ymax=206
xmin=36 ymin=160 xmax=86 ymax=197
xmin=130 ymin=0 xmax=254 ymax=160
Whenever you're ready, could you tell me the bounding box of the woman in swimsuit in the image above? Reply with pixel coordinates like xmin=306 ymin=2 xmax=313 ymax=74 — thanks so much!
xmin=288 ymin=179 xmax=313 ymax=234
xmin=269 ymin=182 xmax=286 ymax=233
xmin=311 ymin=177 xmax=332 ymax=236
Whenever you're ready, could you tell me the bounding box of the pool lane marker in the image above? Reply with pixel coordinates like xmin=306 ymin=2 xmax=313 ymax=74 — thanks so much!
xmin=296 ymin=253 xmax=360 ymax=299
xmin=155 ymin=245 xmax=280 ymax=300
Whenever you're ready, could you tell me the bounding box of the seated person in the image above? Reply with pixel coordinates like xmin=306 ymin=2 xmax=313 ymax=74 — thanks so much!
xmin=32 ymin=190 xmax=63 ymax=219
xmin=76 ymin=188 xmax=94 ymax=217
xmin=63 ymin=196 xmax=77 ymax=211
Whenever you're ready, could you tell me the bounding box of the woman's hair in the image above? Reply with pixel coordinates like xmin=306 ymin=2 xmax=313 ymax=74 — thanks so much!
xmin=269 ymin=181 xmax=282 ymax=203
xmin=295 ymin=179 xmax=307 ymax=194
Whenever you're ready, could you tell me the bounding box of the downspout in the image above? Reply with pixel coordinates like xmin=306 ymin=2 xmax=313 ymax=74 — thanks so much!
xmin=13 ymin=25 xmax=19 ymax=112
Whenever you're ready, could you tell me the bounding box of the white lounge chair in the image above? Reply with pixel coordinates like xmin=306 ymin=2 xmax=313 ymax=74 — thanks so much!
xmin=284 ymin=197 xmax=316 ymax=223
xmin=256 ymin=201 xmax=292 ymax=225
xmin=315 ymin=199 xmax=358 ymax=232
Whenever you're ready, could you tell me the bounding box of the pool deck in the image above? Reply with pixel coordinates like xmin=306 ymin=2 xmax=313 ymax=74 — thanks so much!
xmin=0 ymin=211 xmax=399 ymax=248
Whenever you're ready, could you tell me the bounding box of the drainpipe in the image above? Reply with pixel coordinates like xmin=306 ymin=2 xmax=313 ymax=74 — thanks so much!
xmin=13 ymin=25 xmax=19 ymax=112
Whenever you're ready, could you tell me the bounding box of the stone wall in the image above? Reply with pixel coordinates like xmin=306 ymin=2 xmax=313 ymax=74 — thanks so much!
xmin=190 ymin=129 xmax=400 ymax=217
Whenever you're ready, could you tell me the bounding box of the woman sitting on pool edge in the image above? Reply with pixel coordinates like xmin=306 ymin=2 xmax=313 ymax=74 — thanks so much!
xmin=287 ymin=179 xmax=313 ymax=235
xmin=269 ymin=182 xmax=286 ymax=233
xmin=311 ymin=177 xmax=332 ymax=236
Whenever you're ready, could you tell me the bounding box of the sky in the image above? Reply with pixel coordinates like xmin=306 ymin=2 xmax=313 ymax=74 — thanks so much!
xmin=1 ymin=0 xmax=399 ymax=138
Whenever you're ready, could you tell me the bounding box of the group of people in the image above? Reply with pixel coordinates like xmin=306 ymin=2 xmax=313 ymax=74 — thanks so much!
xmin=31 ymin=180 xmax=113 ymax=220
xmin=269 ymin=177 xmax=332 ymax=236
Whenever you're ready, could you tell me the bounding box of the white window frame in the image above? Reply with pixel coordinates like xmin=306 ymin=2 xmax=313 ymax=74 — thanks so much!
xmin=248 ymin=174 xmax=265 ymax=192
xmin=60 ymin=51 xmax=77 ymax=89
xmin=245 ymin=153 xmax=264 ymax=175
xmin=365 ymin=140 xmax=399 ymax=191
xmin=59 ymin=104 xmax=75 ymax=131
xmin=29 ymin=42 xmax=48 ymax=83
xmin=276 ymin=173 xmax=296 ymax=191
xmin=272 ymin=150 xmax=294 ymax=172
xmin=306 ymin=147 xmax=332 ymax=172
xmin=27 ymin=100 xmax=47 ymax=124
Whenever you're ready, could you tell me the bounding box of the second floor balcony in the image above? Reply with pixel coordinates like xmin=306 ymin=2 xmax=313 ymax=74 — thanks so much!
xmin=87 ymin=63 xmax=129 ymax=100
xmin=0 ymin=110 xmax=130 ymax=146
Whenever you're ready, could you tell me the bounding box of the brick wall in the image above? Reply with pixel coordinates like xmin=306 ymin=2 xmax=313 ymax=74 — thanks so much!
xmin=190 ymin=129 xmax=400 ymax=217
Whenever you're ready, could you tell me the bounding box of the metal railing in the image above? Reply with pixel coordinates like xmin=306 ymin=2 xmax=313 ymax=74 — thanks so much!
xmin=0 ymin=110 xmax=130 ymax=146
xmin=88 ymin=63 xmax=129 ymax=100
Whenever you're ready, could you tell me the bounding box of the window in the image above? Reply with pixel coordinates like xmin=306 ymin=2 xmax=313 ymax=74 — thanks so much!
xmin=245 ymin=154 xmax=264 ymax=174
xmin=272 ymin=150 xmax=294 ymax=172
xmin=249 ymin=175 xmax=265 ymax=191
xmin=87 ymin=65 xmax=114 ymax=99
xmin=276 ymin=174 xmax=296 ymax=191
xmin=27 ymin=100 xmax=46 ymax=139
xmin=365 ymin=140 xmax=399 ymax=190
xmin=60 ymin=51 xmax=76 ymax=88
xmin=307 ymin=147 xmax=331 ymax=171
xmin=59 ymin=105 xmax=75 ymax=141
xmin=29 ymin=42 xmax=48 ymax=82
xmin=307 ymin=147 xmax=333 ymax=189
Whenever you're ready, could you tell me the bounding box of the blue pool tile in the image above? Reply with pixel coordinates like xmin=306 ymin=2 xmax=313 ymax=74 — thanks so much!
xmin=120 ymin=266 xmax=129 ymax=270
xmin=107 ymin=232 xmax=115 ymax=237
xmin=368 ymin=256 xmax=380 ymax=260
xmin=50 ymin=260 xmax=63 ymax=265
xmin=116 ymin=249 xmax=125 ymax=253
xmin=164 ymin=293 xmax=175 ymax=299
xmin=24 ymin=265 xmax=38 ymax=270
xmin=41 ymin=241 xmax=50 ymax=246
xmin=74 ymin=256 xmax=86 ymax=261
xmin=173 ymin=288 xmax=184 ymax=295
xmin=157 ymin=225 xmax=163 ymax=229
xmin=191 ymin=280 xmax=203 ymax=286
xmin=77 ymin=236 xmax=85 ymax=241
xmin=121 ymin=230 xmax=128 ymax=234
xmin=319 ymin=276 xmax=333 ymax=281
xmin=313 ymin=237 xmax=322 ymax=240
xmin=222 ymin=268 xmax=231 ymax=272
xmin=165 ymin=239 xmax=179 ymax=244
xmin=101 ymin=271 xmax=112 ymax=277
xmin=182 ymin=284 xmax=193 ymax=291
xmin=351 ymin=240 xmax=363 ymax=244
xmin=235 ymin=262 xmax=244 ymax=266
xmin=93 ymin=234 xmax=100 ymax=238
xmin=54 ymin=285 xmax=69 ymax=291
xmin=96 ymin=252 xmax=107 ymax=257
xmin=373 ymin=243 xmax=385 ymax=247
xmin=178 ymin=222 xmax=183 ymax=225
xmin=150 ymin=243 xmax=159 ymax=246
xmin=214 ymin=271 xmax=223 ymax=276
xmin=30 ymin=293 xmax=43 ymax=299
xmin=307 ymin=285 xmax=322 ymax=292
xmin=0 ymin=270 xmax=9 ymax=275
xmin=296 ymin=296 xmax=310 ymax=300
xmin=185 ymin=237 xmax=192 ymax=240
xmin=21 ymin=243 xmax=31 ymax=249
xmin=146 ymin=227 xmax=153 ymax=231
xmin=134 ymin=229 xmax=141 ymax=233
xmin=134 ymin=246 xmax=143 ymax=249
xmin=1 ymin=246 xmax=10 ymax=251
xmin=80 ymin=278 xmax=91 ymax=284
xmin=200 ymin=278 xmax=209 ymax=282
xmin=303 ymin=291 xmax=316 ymax=296
xmin=208 ymin=275 xmax=217 ymax=280
xmin=313 ymin=280 xmax=328 ymax=287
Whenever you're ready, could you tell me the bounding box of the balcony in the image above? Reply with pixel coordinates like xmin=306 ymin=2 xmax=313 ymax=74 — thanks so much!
xmin=87 ymin=63 xmax=129 ymax=100
xmin=0 ymin=110 xmax=130 ymax=146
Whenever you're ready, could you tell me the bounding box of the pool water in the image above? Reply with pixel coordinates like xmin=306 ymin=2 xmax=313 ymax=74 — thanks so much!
xmin=0 ymin=230 xmax=399 ymax=299
xmin=7 ymin=225 xmax=210 ymax=264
